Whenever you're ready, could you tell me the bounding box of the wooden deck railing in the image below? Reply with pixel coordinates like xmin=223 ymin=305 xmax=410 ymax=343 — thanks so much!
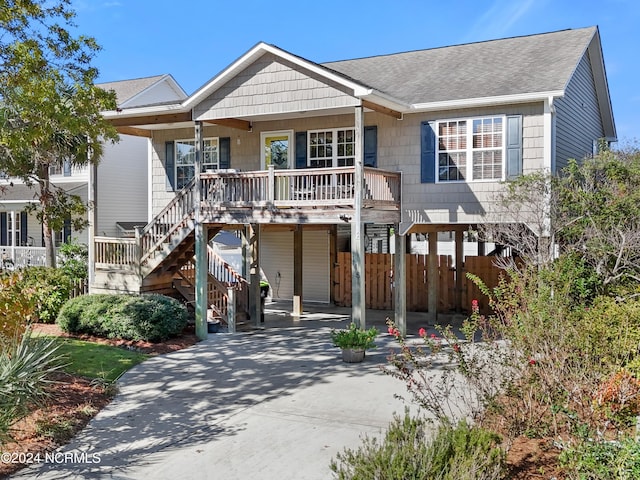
xmin=201 ymin=166 xmax=401 ymax=209
xmin=94 ymin=166 xmax=401 ymax=270
xmin=94 ymin=236 xmax=138 ymax=268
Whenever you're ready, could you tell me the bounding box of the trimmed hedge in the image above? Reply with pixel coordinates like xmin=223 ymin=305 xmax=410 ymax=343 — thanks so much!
xmin=57 ymin=293 xmax=188 ymax=342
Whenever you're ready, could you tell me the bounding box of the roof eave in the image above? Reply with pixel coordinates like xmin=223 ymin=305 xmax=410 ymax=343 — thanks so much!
xmin=587 ymin=28 xmax=617 ymax=140
xmin=410 ymin=91 xmax=566 ymax=113
xmin=102 ymin=102 xmax=187 ymax=120
xmin=183 ymin=42 xmax=374 ymax=110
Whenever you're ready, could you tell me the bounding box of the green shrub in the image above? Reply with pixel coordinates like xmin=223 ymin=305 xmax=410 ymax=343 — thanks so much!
xmin=57 ymin=240 xmax=88 ymax=280
xmin=330 ymin=413 xmax=505 ymax=480
xmin=576 ymin=296 xmax=640 ymax=371
xmin=17 ymin=267 xmax=73 ymax=323
xmin=57 ymin=293 xmax=188 ymax=342
xmin=559 ymin=437 xmax=640 ymax=480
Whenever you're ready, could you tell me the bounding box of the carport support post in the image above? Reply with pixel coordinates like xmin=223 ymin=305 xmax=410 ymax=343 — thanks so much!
xmin=351 ymin=105 xmax=366 ymax=329
xmin=194 ymin=121 xmax=208 ymax=341
xmin=293 ymin=225 xmax=303 ymax=317
xmin=427 ymin=232 xmax=438 ymax=323
xmin=394 ymin=227 xmax=406 ymax=336
xmin=248 ymin=223 xmax=262 ymax=327
xmin=455 ymin=229 xmax=464 ymax=312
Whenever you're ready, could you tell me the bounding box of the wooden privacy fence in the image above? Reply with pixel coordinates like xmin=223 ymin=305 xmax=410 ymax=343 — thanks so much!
xmin=334 ymin=253 xmax=507 ymax=313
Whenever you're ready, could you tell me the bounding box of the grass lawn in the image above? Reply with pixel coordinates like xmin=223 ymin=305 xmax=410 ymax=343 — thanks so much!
xmin=45 ymin=337 xmax=149 ymax=382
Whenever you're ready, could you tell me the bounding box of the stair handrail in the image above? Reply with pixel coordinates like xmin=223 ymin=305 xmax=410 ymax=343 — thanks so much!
xmin=139 ymin=178 xmax=197 ymax=265
xmin=207 ymin=245 xmax=248 ymax=288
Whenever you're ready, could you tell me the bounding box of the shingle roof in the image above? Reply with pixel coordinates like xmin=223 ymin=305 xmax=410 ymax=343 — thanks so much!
xmin=97 ymin=75 xmax=166 ymax=107
xmin=322 ymin=27 xmax=596 ymax=105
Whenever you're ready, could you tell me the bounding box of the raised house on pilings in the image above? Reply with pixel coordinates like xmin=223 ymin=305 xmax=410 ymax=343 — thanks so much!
xmin=93 ymin=26 xmax=616 ymax=339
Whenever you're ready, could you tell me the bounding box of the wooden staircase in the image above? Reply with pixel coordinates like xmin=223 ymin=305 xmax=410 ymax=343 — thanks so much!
xmin=93 ymin=178 xmax=250 ymax=324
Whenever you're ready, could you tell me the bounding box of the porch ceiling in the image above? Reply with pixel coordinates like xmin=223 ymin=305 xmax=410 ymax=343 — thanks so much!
xmin=109 ymin=102 xmax=396 ymax=137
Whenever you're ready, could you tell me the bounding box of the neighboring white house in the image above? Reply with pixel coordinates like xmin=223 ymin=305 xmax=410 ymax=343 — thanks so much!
xmin=0 ymin=74 xmax=187 ymax=267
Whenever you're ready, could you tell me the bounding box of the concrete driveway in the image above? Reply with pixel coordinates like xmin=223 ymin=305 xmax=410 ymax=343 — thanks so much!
xmin=12 ymin=304 xmax=457 ymax=480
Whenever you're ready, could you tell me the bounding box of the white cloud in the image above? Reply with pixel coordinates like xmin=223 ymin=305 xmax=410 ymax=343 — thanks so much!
xmin=464 ymin=0 xmax=540 ymax=42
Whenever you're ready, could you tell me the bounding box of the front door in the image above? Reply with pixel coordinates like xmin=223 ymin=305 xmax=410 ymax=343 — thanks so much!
xmin=261 ymin=130 xmax=293 ymax=170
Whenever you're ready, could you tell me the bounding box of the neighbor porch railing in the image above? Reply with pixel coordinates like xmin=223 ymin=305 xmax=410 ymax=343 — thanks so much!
xmin=1 ymin=246 xmax=49 ymax=269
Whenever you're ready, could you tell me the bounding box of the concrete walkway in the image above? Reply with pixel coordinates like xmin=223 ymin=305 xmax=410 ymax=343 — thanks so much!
xmin=13 ymin=303 xmax=465 ymax=480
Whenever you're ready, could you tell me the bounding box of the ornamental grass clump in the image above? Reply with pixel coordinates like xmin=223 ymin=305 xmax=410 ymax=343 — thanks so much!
xmin=330 ymin=322 xmax=378 ymax=350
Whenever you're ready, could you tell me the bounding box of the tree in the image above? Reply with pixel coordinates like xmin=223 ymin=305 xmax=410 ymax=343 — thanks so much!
xmin=481 ymin=146 xmax=640 ymax=292
xmin=479 ymin=171 xmax=560 ymax=270
xmin=558 ymin=149 xmax=640 ymax=290
xmin=0 ymin=0 xmax=118 ymax=266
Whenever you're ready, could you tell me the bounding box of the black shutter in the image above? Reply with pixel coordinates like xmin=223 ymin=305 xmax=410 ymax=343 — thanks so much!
xmin=165 ymin=141 xmax=175 ymax=191
xmin=63 ymin=217 xmax=71 ymax=243
xmin=295 ymin=131 xmax=307 ymax=169
xmin=20 ymin=211 xmax=27 ymax=245
xmin=364 ymin=126 xmax=378 ymax=168
xmin=0 ymin=212 xmax=6 ymax=246
xmin=219 ymin=137 xmax=231 ymax=169
xmin=420 ymin=121 xmax=436 ymax=183
xmin=506 ymin=115 xmax=523 ymax=179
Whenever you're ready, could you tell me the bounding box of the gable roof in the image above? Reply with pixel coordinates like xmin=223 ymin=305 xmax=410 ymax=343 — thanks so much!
xmin=98 ymin=74 xmax=187 ymax=108
xmin=103 ymin=27 xmax=614 ymax=139
xmin=323 ymin=27 xmax=597 ymax=105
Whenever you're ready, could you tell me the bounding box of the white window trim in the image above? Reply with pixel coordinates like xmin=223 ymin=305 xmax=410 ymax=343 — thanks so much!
xmin=175 ymin=137 xmax=219 ymax=189
xmin=307 ymin=127 xmax=355 ymax=168
xmin=435 ymin=115 xmax=506 ymax=183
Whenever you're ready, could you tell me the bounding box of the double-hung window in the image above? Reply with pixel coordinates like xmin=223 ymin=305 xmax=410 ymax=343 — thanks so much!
xmin=308 ymin=128 xmax=355 ymax=168
xmin=437 ymin=116 xmax=504 ymax=182
xmin=175 ymin=138 xmax=219 ymax=189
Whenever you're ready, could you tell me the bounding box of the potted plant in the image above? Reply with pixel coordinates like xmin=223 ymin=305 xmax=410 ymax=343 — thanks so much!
xmin=330 ymin=322 xmax=378 ymax=363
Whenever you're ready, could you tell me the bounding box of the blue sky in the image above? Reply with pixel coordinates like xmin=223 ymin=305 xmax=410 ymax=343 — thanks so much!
xmin=71 ymin=0 xmax=640 ymax=146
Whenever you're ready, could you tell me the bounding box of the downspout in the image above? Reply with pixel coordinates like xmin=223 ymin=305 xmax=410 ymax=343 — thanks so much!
xmin=87 ymin=161 xmax=96 ymax=292
xmin=541 ymin=96 xmax=557 ymax=262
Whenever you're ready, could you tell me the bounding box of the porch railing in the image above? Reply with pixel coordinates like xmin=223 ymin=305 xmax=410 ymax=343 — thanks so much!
xmin=0 ymin=246 xmax=49 ymax=269
xmin=94 ymin=236 xmax=137 ymax=268
xmin=201 ymin=166 xmax=401 ymax=208
xmin=94 ymin=166 xmax=401 ymax=270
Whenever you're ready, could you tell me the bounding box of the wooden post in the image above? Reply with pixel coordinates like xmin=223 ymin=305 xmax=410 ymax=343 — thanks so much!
xmin=455 ymin=229 xmax=464 ymax=312
xmin=227 ymin=286 xmax=236 ymax=333
xmin=267 ymin=164 xmax=275 ymax=204
xmin=293 ymin=225 xmax=303 ymax=317
xmin=241 ymin=225 xmax=249 ymax=278
xmin=478 ymin=239 xmax=486 ymax=256
xmin=351 ymin=105 xmax=366 ymax=329
xmin=248 ymin=223 xmax=261 ymax=328
xmin=394 ymin=227 xmax=407 ymax=336
xmin=134 ymin=225 xmax=143 ymax=281
xmin=427 ymin=232 xmax=438 ymax=322
xmin=194 ymin=121 xmax=208 ymax=341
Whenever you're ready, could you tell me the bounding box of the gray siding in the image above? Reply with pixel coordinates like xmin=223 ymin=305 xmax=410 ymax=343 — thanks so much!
xmin=97 ymin=135 xmax=148 ymax=236
xmin=372 ymin=104 xmax=545 ymax=226
xmin=193 ymin=53 xmax=358 ymax=120
xmin=152 ymin=102 xmax=545 ymax=226
xmin=554 ymin=52 xmax=604 ymax=172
